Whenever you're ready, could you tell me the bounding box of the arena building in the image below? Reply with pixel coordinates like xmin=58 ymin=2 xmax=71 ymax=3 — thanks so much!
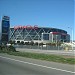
xmin=10 ymin=25 xmax=70 ymax=43
xmin=0 ymin=16 xmax=70 ymax=44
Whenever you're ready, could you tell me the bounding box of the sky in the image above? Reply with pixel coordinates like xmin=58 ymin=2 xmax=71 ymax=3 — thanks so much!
xmin=0 ymin=0 xmax=74 ymax=40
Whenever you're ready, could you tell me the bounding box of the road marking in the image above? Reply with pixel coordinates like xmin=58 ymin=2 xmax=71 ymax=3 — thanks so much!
xmin=0 ymin=55 xmax=75 ymax=74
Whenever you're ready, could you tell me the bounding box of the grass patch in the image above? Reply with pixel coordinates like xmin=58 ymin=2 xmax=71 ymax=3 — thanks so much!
xmin=6 ymin=51 xmax=75 ymax=64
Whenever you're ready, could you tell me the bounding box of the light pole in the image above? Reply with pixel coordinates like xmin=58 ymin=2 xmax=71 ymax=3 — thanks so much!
xmin=38 ymin=34 xmax=39 ymax=49
xmin=56 ymin=35 xmax=58 ymax=47
xmin=68 ymin=27 xmax=73 ymax=50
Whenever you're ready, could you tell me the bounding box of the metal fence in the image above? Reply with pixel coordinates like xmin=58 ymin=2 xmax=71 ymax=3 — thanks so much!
xmin=13 ymin=45 xmax=64 ymax=50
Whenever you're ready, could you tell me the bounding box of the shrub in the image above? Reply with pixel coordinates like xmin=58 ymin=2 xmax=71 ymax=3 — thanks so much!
xmin=25 ymin=42 xmax=30 ymax=45
xmin=9 ymin=40 xmax=15 ymax=45
xmin=39 ymin=42 xmax=44 ymax=46
xmin=0 ymin=45 xmax=8 ymax=52
xmin=0 ymin=45 xmax=2 ymax=50
xmin=29 ymin=41 xmax=34 ymax=46
xmin=17 ymin=41 xmax=20 ymax=45
xmin=7 ymin=45 xmax=16 ymax=52
xmin=34 ymin=42 xmax=38 ymax=45
xmin=20 ymin=41 xmax=24 ymax=45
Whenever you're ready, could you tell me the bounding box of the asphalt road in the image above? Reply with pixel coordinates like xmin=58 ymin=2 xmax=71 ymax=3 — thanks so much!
xmin=16 ymin=48 xmax=75 ymax=56
xmin=0 ymin=53 xmax=75 ymax=75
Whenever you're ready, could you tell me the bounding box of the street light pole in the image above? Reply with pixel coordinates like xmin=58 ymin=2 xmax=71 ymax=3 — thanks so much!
xmin=56 ymin=35 xmax=58 ymax=47
xmin=72 ymin=29 xmax=73 ymax=50
xmin=38 ymin=34 xmax=39 ymax=49
xmin=68 ymin=27 xmax=73 ymax=50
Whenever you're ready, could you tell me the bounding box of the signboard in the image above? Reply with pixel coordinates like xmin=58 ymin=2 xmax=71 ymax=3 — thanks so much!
xmin=14 ymin=25 xmax=38 ymax=30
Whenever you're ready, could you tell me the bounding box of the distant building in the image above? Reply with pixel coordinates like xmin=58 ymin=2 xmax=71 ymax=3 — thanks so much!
xmin=0 ymin=16 xmax=10 ymax=44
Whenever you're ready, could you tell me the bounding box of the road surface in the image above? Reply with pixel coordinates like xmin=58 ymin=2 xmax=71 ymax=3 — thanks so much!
xmin=16 ymin=48 xmax=75 ymax=56
xmin=0 ymin=53 xmax=75 ymax=75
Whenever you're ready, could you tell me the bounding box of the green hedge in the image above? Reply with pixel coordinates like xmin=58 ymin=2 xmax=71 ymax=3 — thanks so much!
xmin=0 ymin=45 xmax=16 ymax=53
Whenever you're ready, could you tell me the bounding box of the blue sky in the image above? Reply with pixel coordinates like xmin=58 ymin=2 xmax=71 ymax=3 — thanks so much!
xmin=0 ymin=0 xmax=74 ymax=40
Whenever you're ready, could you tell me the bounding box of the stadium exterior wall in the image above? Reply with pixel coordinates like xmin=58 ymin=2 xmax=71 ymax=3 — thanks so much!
xmin=9 ymin=27 xmax=70 ymax=43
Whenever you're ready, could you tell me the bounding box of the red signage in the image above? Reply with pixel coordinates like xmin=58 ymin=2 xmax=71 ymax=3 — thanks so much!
xmin=14 ymin=25 xmax=38 ymax=30
xmin=50 ymin=32 xmax=60 ymax=34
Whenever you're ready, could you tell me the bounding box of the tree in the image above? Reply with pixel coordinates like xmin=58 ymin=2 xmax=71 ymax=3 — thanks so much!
xmin=25 ymin=42 xmax=29 ymax=45
xmin=29 ymin=41 xmax=34 ymax=46
xmin=17 ymin=41 xmax=20 ymax=45
xmin=39 ymin=42 xmax=44 ymax=46
xmin=20 ymin=41 xmax=24 ymax=45
xmin=9 ymin=40 xmax=15 ymax=45
xmin=34 ymin=42 xmax=38 ymax=45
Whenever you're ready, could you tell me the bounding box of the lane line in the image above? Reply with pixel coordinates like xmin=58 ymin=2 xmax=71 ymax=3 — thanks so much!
xmin=0 ymin=55 xmax=75 ymax=74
